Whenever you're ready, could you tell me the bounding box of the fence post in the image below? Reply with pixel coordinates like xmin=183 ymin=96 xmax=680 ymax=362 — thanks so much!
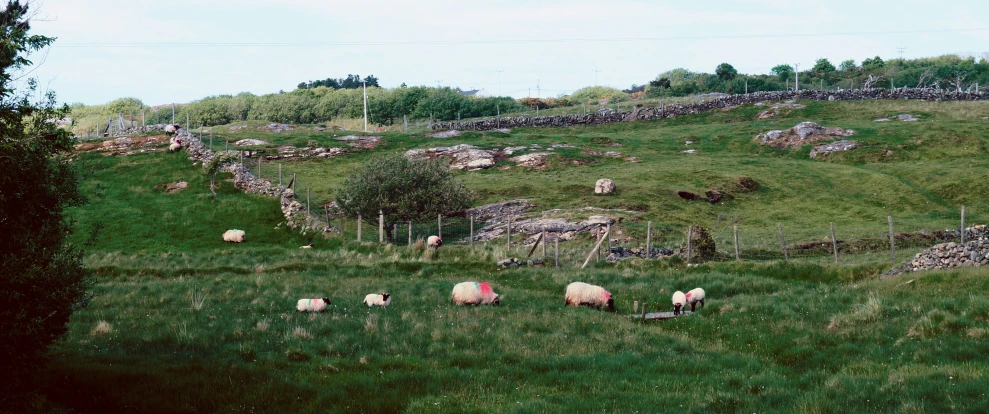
xmin=306 ymin=187 xmax=310 ymax=216
xmin=258 ymin=156 xmax=262 ymax=177
xmin=555 ymin=238 xmax=559 ymax=268
xmin=581 ymin=227 xmax=610 ymax=269
xmin=340 ymin=215 xmax=344 ymax=239
xmin=888 ymin=216 xmax=896 ymax=264
xmin=686 ymin=226 xmax=693 ymax=265
xmin=438 ymin=214 xmax=442 ymax=239
xmin=507 ymin=216 xmax=512 ymax=252
xmin=646 ymin=221 xmax=652 ymax=258
xmin=279 ymin=164 xmax=282 ymax=186
xmin=961 ymin=205 xmax=966 ymax=244
xmin=541 ymin=226 xmax=547 ymax=257
xmin=597 ymin=228 xmax=602 ymax=262
xmin=357 ymin=213 xmax=362 ymax=242
xmin=606 ymin=223 xmax=611 ymax=255
xmin=778 ymin=223 xmax=788 ymax=262
xmin=733 ymin=225 xmax=740 ymax=261
xmin=225 ymin=140 xmax=228 ymax=151
xmin=469 ymin=214 xmax=474 ymax=249
xmin=830 ymin=222 xmax=840 ymax=265
xmin=379 ymin=210 xmax=384 ymax=243
xmin=408 ymin=221 xmax=413 ymax=246
xmin=292 ymin=173 xmax=296 ymax=192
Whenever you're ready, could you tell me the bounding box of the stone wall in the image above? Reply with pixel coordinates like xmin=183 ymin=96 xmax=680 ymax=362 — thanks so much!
xmin=433 ymin=88 xmax=987 ymax=131
xmin=176 ymin=128 xmax=332 ymax=237
xmin=883 ymin=226 xmax=989 ymax=278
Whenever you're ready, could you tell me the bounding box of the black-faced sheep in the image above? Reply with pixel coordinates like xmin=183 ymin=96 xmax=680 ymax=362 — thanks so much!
xmin=363 ymin=293 xmax=391 ymax=307
xmin=164 ymin=124 xmax=180 ymax=136
xmin=672 ymin=291 xmax=686 ymax=315
xmin=564 ymin=282 xmax=615 ymax=311
xmin=427 ymin=235 xmax=443 ymax=248
xmin=452 ymin=281 xmax=500 ymax=305
xmin=686 ymin=288 xmax=705 ymax=312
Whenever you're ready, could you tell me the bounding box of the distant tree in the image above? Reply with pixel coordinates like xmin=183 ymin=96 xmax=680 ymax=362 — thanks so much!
xmin=839 ymin=59 xmax=857 ymax=72
xmin=649 ymin=78 xmax=671 ymax=89
xmin=715 ymin=63 xmax=738 ymax=81
xmin=813 ymin=58 xmax=836 ymax=76
xmin=335 ymin=155 xmax=474 ymax=241
xmin=297 ymin=82 xmax=308 ymax=90
xmin=862 ymin=56 xmax=885 ymax=70
xmin=622 ymin=84 xmax=645 ymax=94
xmin=340 ymin=74 xmax=362 ymax=89
xmin=771 ymin=64 xmax=794 ymax=82
xmin=363 ymin=75 xmax=380 ymax=87
xmin=0 ymin=0 xmax=91 ymax=403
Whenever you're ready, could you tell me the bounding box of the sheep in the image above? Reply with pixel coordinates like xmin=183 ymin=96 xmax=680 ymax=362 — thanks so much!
xmin=451 ymin=281 xmax=500 ymax=306
xmin=685 ymin=288 xmax=706 ymax=312
xmin=672 ymin=291 xmax=686 ymax=315
xmin=427 ymin=235 xmax=443 ymax=248
xmin=164 ymin=124 xmax=180 ymax=136
xmin=300 ymin=244 xmax=313 ymax=249
xmin=169 ymin=142 xmax=182 ymax=152
xmin=222 ymin=229 xmax=245 ymax=243
xmin=296 ymin=298 xmax=331 ymax=312
xmin=363 ymin=293 xmax=392 ymax=308
xmin=564 ymin=282 xmax=615 ymax=312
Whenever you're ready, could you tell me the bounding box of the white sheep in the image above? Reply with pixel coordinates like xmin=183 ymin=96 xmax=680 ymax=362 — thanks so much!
xmin=169 ymin=142 xmax=182 ymax=152
xmin=672 ymin=291 xmax=686 ymax=315
xmin=296 ymin=298 xmax=331 ymax=312
xmin=427 ymin=235 xmax=443 ymax=248
xmin=451 ymin=281 xmax=500 ymax=305
xmin=685 ymin=288 xmax=706 ymax=312
xmin=564 ymin=282 xmax=615 ymax=311
xmin=300 ymin=244 xmax=313 ymax=249
xmin=222 ymin=229 xmax=245 ymax=243
xmin=363 ymin=293 xmax=392 ymax=308
xmin=164 ymin=124 xmax=180 ymax=136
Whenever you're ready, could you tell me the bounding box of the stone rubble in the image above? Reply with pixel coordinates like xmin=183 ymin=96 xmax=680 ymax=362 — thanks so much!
xmin=809 ymin=140 xmax=858 ymax=158
xmin=233 ymin=139 xmax=271 ymax=146
xmin=334 ymin=135 xmax=382 ymax=149
xmin=755 ymin=122 xmax=855 ymax=149
xmin=883 ymin=225 xmax=989 ymax=278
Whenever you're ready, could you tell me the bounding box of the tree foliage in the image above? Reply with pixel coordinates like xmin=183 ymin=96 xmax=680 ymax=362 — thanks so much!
xmin=771 ymin=64 xmax=794 ymax=82
xmin=0 ymin=0 xmax=90 ymax=398
xmin=297 ymin=74 xmax=380 ymax=90
xmin=715 ymin=63 xmax=738 ymax=81
xmin=335 ymin=155 xmax=474 ymax=238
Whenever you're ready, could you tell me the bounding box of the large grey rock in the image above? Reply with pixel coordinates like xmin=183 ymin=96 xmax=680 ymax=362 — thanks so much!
xmin=405 ymin=144 xmax=496 ymax=171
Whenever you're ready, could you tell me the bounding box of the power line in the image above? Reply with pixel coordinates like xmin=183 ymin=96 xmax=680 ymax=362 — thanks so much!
xmin=54 ymin=27 xmax=989 ymax=48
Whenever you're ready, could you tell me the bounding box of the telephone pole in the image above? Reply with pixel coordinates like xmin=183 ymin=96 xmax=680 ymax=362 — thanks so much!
xmin=897 ymin=45 xmax=907 ymax=60
xmin=496 ymin=70 xmax=504 ymax=96
xmin=362 ymin=80 xmax=368 ymax=132
xmin=794 ymin=63 xmax=800 ymax=91
xmin=593 ymin=66 xmax=602 ymax=85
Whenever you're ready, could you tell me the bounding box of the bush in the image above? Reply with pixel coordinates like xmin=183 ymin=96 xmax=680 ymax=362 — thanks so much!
xmin=569 ymin=86 xmax=629 ymax=103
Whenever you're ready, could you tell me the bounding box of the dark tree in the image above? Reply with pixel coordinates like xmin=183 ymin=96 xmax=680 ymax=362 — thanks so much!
xmin=716 ymin=63 xmax=738 ymax=81
xmin=0 ymin=0 xmax=90 ymax=402
xmin=364 ymin=75 xmax=380 ymax=87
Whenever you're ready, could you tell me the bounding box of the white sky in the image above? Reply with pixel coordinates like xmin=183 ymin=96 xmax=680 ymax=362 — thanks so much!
xmin=25 ymin=0 xmax=989 ymax=105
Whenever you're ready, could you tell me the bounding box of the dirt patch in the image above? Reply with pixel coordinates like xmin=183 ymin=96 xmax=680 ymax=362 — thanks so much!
xmin=156 ymin=180 xmax=189 ymax=194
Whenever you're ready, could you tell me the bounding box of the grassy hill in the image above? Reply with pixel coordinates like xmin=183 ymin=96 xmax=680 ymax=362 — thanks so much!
xmin=51 ymin=98 xmax=989 ymax=412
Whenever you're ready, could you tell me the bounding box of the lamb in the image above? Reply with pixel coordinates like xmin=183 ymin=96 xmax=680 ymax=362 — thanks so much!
xmin=427 ymin=235 xmax=443 ymax=248
xmin=296 ymin=298 xmax=331 ymax=312
xmin=169 ymin=142 xmax=182 ymax=152
xmin=222 ymin=229 xmax=245 ymax=243
xmin=685 ymin=288 xmax=706 ymax=312
xmin=451 ymin=281 xmax=500 ymax=305
xmin=564 ymin=282 xmax=615 ymax=312
xmin=363 ymin=293 xmax=392 ymax=307
xmin=672 ymin=291 xmax=686 ymax=315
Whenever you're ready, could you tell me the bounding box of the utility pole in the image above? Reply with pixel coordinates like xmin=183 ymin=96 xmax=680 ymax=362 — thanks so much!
xmin=593 ymin=66 xmax=602 ymax=86
xmin=536 ymin=79 xmax=540 ymax=99
xmin=897 ymin=45 xmax=906 ymax=60
xmin=363 ymin=80 xmax=368 ymax=132
xmin=496 ymin=70 xmax=504 ymax=96
xmin=794 ymin=63 xmax=800 ymax=92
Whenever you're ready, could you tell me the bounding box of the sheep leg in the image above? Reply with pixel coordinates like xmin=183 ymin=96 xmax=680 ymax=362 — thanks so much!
xmin=700 ymin=299 xmax=705 ymax=308
xmin=691 ymin=303 xmax=696 ymax=312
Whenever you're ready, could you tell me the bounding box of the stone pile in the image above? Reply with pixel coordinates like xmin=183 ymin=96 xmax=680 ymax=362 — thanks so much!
xmin=884 ymin=225 xmax=989 ymax=278
xmin=497 ymin=257 xmax=545 ymax=268
xmin=606 ymin=246 xmax=677 ymax=263
xmin=809 ymin=140 xmax=858 ymax=158
xmin=432 ymin=88 xmax=986 ymax=131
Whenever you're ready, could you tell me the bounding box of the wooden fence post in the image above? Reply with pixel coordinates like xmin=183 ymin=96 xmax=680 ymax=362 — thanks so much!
xmin=469 ymin=214 xmax=474 ymax=249
xmin=778 ymin=223 xmax=788 ymax=262
xmin=526 ymin=232 xmax=544 ymax=258
xmin=339 ymin=215 xmax=344 ymax=239
xmin=357 ymin=213 xmax=362 ymax=242
xmin=541 ymin=226 xmax=547 ymax=257
xmin=646 ymin=221 xmax=652 ymax=258
xmin=379 ymin=210 xmax=384 ymax=243
xmin=686 ymin=226 xmax=693 ymax=265
xmin=581 ymin=227 xmax=610 ymax=269
xmin=555 ymin=238 xmax=559 ymax=268
xmin=507 ymin=216 xmax=512 ymax=252
xmin=278 ymin=164 xmax=282 ymax=186
xmin=888 ymin=216 xmax=896 ymax=264
xmin=597 ymin=228 xmax=602 ymax=262
xmin=733 ymin=225 xmax=740 ymax=261
xmin=408 ymin=221 xmax=412 ymax=246
xmin=306 ymin=187 xmax=310 ymax=217
xmin=830 ymin=222 xmax=840 ymax=265
xmin=438 ymin=214 xmax=442 ymax=239
xmin=606 ymin=223 xmax=612 ymax=254
xmin=961 ymin=205 xmax=966 ymax=244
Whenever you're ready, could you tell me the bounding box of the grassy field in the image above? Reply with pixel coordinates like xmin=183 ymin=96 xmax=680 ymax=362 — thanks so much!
xmin=48 ymin=98 xmax=989 ymax=412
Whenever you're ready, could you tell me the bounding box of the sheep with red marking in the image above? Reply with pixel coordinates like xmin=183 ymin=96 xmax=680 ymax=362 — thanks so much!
xmin=565 ymin=282 xmax=615 ymax=312
xmin=427 ymin=235 xmax=443 ymax=249
xmin=451 ymin=281 xmax=500 ymax=306
xmin=672 ymin=291 xmax=686 ymax=315
xmin=296 ymin=298 xmax=331 ymax=312
xmin=685 ymin=288 xmax=706 ymax=312
xmin=363 ymin=293 xmax=392 ymax=308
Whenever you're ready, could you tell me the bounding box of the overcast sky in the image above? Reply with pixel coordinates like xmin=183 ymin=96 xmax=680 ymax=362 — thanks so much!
xmin=24 ymin=0 xmax=989 ymax=106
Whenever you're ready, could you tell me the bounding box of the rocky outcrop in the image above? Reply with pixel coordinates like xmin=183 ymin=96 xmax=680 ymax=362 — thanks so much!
xmin=466 ymin=199 xmax=534 ymax=220
xmin=426 ymin=130 xmax=462 ymax=138
xmin=265 ymin=145 xmax=347 ymax=161
xmin=755 ymin=122 xmax=854 ymax=149
xmin=756 ymin=102 xmax=805 ymax=119
xmin=606 ymin=246 xmax=677 ymax=263
xmin=466 ymin=215 xmax=616 ymax=245
xmin=432 ymin=88 xmax=987 ymax=131
xmin=508 ymin=152 xmax=551 ymax=169
xmin=334 ymin=135 xmax=382 ymax=149
xmin=233 ymin=139 xmax=270 ymax=146
xmin=809 ymin=140 xmax=858 ymax=158
xmin=405 ymin=144 xmax=495 ymax=171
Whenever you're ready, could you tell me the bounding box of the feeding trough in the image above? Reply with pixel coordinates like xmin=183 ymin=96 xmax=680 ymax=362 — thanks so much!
xmin=632 ymin=311 xmax=695 ymax=320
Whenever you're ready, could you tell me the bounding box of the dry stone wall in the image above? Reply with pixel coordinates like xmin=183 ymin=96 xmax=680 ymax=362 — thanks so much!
xmin=433 ymin=88 xmax=987 ymax=131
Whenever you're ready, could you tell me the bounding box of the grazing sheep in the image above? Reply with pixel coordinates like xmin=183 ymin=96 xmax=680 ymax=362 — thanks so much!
xmin=451 ymin=281 xmax=500 ymax=306
xmin=300 ymin=244 xmax=313 ymax=249
xmin=169 ymin=142 xmax=182 ymax=151
xmin=222 ymin=229 xmax=246 ymax=243
xmin=164 ymin=124 xmax=180 ymax=136
xmin=564 ymin=282 xmax=615 ymax=312
xmin=672 ymin=291 xmax=686 ymax=315
xmin=686 ymin=288 xmax=706 ymax=312
xmin=427 ymin=235 xmax=443 ymax=248
xmin=363 ymin=293 xmax=392 ymax=308
xmin=296 ymin=298 xmax=331 ymax=312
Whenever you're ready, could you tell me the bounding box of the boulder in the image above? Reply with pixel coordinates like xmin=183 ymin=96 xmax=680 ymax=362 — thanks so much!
xmin=595 ymin=179 xmax=616 ymax=194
